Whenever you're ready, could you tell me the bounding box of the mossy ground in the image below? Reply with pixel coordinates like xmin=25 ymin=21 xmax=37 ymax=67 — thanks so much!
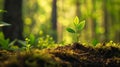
xmin=0 ymin=43 xmax=120 ymax=67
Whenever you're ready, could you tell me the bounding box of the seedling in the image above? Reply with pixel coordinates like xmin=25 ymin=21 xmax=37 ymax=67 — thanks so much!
xmin=25 ymin=38 xmax=31 ymax=52
xmin=66 ymin=16 xmax=85 ymax=42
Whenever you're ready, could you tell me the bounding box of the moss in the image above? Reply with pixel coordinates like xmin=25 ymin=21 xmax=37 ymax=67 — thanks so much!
xmin=0 ymin=42 xmax=120 ymax=67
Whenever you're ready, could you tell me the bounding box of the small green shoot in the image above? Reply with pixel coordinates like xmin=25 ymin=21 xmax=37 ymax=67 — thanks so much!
xmin=92 ymin=39 xmax=99 ymax=46
xmin=38 ymin=35 xmax=55 ymax=49
xmin=25 ymin=38 xmax=31 ymax=52
xmin=66 ymin=16 xmax=85 ymax=42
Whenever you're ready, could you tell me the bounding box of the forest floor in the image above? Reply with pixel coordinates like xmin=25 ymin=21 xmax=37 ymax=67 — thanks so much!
xmin=0 ymin=43 xmax=120 ymax=67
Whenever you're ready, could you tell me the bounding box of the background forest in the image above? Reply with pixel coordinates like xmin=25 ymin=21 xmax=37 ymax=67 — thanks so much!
xmin=0 ymin=0 xmax=120 ymax=44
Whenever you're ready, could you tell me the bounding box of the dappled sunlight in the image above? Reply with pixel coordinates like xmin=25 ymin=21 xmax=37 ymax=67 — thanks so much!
xmin=0 ymin=0 xmax=118 ymax=43
xmin=0 ymin=0 xmax=119 ymax=43
xmin=24 ymin=17 xmax=32 ymax=25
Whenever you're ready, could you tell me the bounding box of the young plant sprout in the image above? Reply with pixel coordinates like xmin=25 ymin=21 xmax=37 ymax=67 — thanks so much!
xmin=25 ymin=38 xmax=31 ymax=52
xmin=66 ymin=16 xmax=85 ymax=42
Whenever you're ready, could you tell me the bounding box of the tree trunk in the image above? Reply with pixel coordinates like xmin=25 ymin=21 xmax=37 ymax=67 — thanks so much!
xmin=103 ymin=0 xmax=109 ymax=42
xmin=91 ymin=0 xmax=97 ymax=40
xmin=2 ymin=0 xmax=23 ymax=41
xmin=76 ymin=0 xmax=81 ymax=17
xmin=51 ymin=0 xmax=57 ymax=42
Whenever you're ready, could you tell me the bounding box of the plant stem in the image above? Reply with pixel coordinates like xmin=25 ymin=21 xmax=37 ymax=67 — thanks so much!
xmin=74 ymin=33 xmax=78 ymax=43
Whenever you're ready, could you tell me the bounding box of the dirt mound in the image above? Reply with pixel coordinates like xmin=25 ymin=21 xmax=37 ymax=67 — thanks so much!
xmin=0 ymin=43 xmax=120 ymax=67
xmin=49 ymin=43 xmax=120 ymax=67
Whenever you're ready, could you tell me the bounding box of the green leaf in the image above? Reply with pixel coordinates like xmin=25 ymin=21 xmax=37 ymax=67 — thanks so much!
xmin=73 ymin=16 xmax=79 ymax=26
xmin=66 ymin=27 xmax=75 ymax=33
xmin=77 ymin=20 xmax=85 ymax=31
xmin=8 ymin=39 xmax=17 ymax=47
xmin=0 ymin=10 xmax=7 ymax=13
xmin=18 ymin=40 xmax=26 ymax=46
xmin=29 ymin=34 xmax=35 ymax=45
xmin=0 ymin=21 xmax=11 ymax=27
xmin=0 ymin=32 xmax=5 ymax=39
xmin=92 ymin=39 xmax=99 ymax=46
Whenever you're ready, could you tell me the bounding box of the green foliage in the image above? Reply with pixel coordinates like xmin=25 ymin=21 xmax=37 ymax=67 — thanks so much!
xmin=25 ymin=34 xmax=36 ymax=47
xmin=37 ymin=35 xmax=55 ymax=49
xmin=0 ymin=9 xmax=15 ymax=50
xmin=106 ymin=41 xmax=120 ymax=48
xmin=66 ymin=16 xmax=85 ymax=42
xmin=92 ymin=39 xmax=99 ymax=46
xmin=95 ymin=41 xmax=120 ymax=49
xmin=18 ymin=34 xmax=38 ymax=49
xmin=0 ymin=32 xmax=10 ymax=49
xmin=66 ymin=28 xmax=75 ymax=33
xmin=18 ymin=35 xmax=36 ymax=51
xmin=0 ymin=32 xmax=17 ymax=50
xmin=25 ymin=38 xmax=31 ymax=52
xmin=19 ymin=32 xmax=55 ymax=50
xmin=29 ymin=34 xmax=36 ymax=45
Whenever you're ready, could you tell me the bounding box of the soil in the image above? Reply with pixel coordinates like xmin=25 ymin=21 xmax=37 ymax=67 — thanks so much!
xmin=0 ymin=43 xmax=120 ymax=67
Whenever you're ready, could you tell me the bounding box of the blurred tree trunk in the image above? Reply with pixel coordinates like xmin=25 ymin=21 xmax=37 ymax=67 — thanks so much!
xmin=57 ymin=0 xmax=64 ymax=42
xmin=85 ymin=0 xmax=93 ymax=41
xmin=112 ymin=1 xmax=120 ymax=42
xmin=2 ymin=0 xmax=23 ymax=41
xmin=115 ymin=7 xmax=120 ymax=42
xmin=91 ymin=0 xmax=97 ymax=40
xmin=76 ymin=0 xmax=81 ymax=17
xmin=103 ymin=0 xmax=109 ymax=42
xmin=51 ymin=0 xmax=57 ymax=42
